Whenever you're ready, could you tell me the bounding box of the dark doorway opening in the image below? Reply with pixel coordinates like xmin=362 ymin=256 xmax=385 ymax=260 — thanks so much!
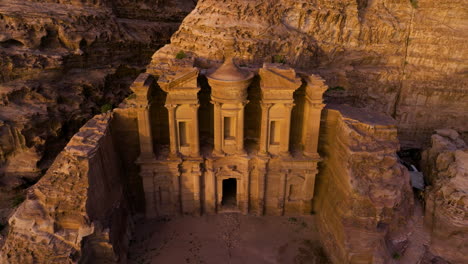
xmin=222 ymin=178 xmax=237 ymax=207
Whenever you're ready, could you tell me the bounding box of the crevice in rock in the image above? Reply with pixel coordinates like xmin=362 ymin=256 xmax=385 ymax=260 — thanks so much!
xmin=392 ymin=7 xmax=415 ymax=119
xmin=0 ymin=39 xmax=24 ymax=48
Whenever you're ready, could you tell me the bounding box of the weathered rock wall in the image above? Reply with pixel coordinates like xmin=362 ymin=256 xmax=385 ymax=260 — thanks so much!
xmin=150 ymin=0 xmax=468 ymax=148
xmin=0 ymin=0 xmax=196 ymax=190
xmin=421 ymin=129 xmax=468 ymax=264
xmin=314 ymin=105 xmax=413 ymax=263
xmin=0 ymin=114 xmax=131 ymax=264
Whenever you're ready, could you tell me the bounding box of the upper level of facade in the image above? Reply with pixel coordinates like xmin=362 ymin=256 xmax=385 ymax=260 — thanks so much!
xmin=131 ymin=53 xmax=328 ymax=163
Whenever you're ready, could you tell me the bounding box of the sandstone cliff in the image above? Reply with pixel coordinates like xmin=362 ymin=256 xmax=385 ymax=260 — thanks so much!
xmin=149 ymin=0 xmax=468 ymax=148
xmin=0 ymin=0 xmax=196 ymax=190
xmin=0 ymin=114 xmax=131 ymax=264
xmin=314 ymin=105 xmax=413 ymax=263
xmin=421 ymin=129 xmax=468 ymax=264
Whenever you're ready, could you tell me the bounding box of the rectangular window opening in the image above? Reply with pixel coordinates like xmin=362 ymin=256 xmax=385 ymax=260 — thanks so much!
xmin=224 ymin=117 xmax=233 ymax=139
xmin=179 ymin=121 xmax=188 ymax=146
xmin=270 ymin=121 xmax=280 ymax=145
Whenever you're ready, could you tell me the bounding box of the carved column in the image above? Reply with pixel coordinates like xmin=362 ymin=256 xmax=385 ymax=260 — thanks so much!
xmin=131 ymin=73 xmax=155 ymax=162
xmin=212 ymin=101 xmax=223 ymax=156
xmin=302 ymin=75 xmax=328 ymax=158
xmin=165 ymin=104 xmax=178 ymax=158
xmin=303 ymin=101 xmax=325 ymax=157
xmin=281 ymin=103 xmax=295 ymax=154
xmin=301 ymin=168 xmax=318 ymax=214
xmin=191 ymin=163 xmax=201 ymax=215
xmin=190 ymin=104 xmax=200 ymax=157
xmin=236 ymin=101 xmax=248 ymax=153
xmin=204 ymin=161 xmax=216 ymax=214
xmin=278 ymin=169 xmax=289 ymax=216
xmin=259 ymin=103 xmax=272 ymax=155
xmin=137 ymin=105 xmax=155 ymax=160
xmin=142 ymin=170 xmax=157 ymax=218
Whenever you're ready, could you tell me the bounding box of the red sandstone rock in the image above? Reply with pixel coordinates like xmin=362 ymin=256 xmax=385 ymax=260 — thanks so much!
xmin=0 ymin=114 xmax=131 ymax=264
xmin=422 ymin=129 xmax=468 ymax=264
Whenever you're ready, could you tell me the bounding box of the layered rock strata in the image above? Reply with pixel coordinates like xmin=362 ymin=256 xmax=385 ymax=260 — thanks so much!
xmin=0 ymin=114 xmax=131 ymax=264
xmin=314 ymin=104 xmax=413 ymax=263
xmin=0 ymin=0 xmax=196 ymax=190
xmin=149 ymin=0 xmax=468 ymax=148
xmin=421 ymin=129 xmax=468 ymax=264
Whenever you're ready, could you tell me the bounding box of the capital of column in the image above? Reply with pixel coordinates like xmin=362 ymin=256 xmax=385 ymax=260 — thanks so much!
xmin=284 ymin=103 xmax=296 ymax=110
xmin=165 ymin=103 xmax=178 ymax=110
xmin=210 ymin=100 xmax=222 ymax=107
xmin=260 ymin=102 xmax=273 ymax=110
xmin=311 ymin=103 xmax=326 ymax=109
xmin=190 ymin=103 xmax=200 ymax=109
xmin=135 ymin=102 xmax=151 ymax=110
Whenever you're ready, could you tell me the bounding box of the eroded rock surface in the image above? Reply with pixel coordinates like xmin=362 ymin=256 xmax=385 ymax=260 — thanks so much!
xmin=0 ymin=114 xmax=131 ymax=264
xmin=149 ymin=0 xmax=468 ymax=148
xmin=421 ymin=129 xmax=468 ymax=264
xmin=0 ymin=0 xmax=196 ymax=189
xmin=314 ymin=105 xmax=413 ymax=263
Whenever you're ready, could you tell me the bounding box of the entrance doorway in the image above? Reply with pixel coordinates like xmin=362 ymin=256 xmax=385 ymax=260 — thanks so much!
xmin=221 ymin=178 xmax=237 ymax=207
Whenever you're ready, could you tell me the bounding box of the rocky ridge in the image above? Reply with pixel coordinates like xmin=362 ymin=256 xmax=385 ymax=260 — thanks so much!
xmin=0 ymin=0 xmax=196 ymax=191
xmin=315 ymin=105 xmax=413 ymax=263
xmin=0 ymin=113 xmax=131 ymax=264
xmin=422 ymin=129 xmax=468 ymax=264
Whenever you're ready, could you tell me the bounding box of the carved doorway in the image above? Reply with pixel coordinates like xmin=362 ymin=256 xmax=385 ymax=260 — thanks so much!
xmin=221 ymin=178 xmax=237 ymax=208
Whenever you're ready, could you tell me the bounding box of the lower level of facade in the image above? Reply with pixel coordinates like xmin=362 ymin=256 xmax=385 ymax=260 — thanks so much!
xmin=139 ymin=154 xmax=319 ymax=217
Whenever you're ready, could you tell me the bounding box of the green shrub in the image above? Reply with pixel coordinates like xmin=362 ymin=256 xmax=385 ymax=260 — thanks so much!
xmin=327 ymin=86 xmax=345 ymax=92
xmin=392 ymin=252 xmax=401 ymax=259
xmin=11 ymin=195 xmax=25 ymax=207
xmin=273 ymin=55 xmax=286 ymax=63
xmin=175 ymin=50 xmax=186 ymax=59
xmin=409 ymin=0 xmax=418 ymax=8
xmin=100 ymin=103 xmax=113 ymax=113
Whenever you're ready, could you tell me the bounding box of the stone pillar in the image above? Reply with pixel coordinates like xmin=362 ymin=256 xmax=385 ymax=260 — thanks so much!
xmin=204 ymin=163 xmax=216 ymax=214
xmin=257 ymin=160 xmax=267 ymax=216
xmin=190 ymin=104 xmax=200 ymax=157
xmin=165 ymin=104 xmax=178 ymax=158
xmin=280 ymin=103 xmax=295 ymax=154
xmin=302 ymin=75 xmax=328 ymax=158
xmin=259 ymin=103 xmax=272 ymax=155
xmin=131 ymin=73 xmax=155 ymax=162
xmin=136 ymin=105 xmax=155 ymax=160
xmin=141 ymin=170 xmax=157 ymax=218
xmin=303 ymin=102 xmax=325 ymax=157
xmin=236 ymin=102 xmax=247 ymax=153
xmin=278 ymin=170 xmax=289 ymax=216
xmin=301 ymin=168 xmax=318 ymax=214
xmin=239 ymin=178 xmax=249 ymax=214
xmin=192 ymin=163 xmax=201 ymax=215
xmin=212 ymin=101 xmax=223 ymax=156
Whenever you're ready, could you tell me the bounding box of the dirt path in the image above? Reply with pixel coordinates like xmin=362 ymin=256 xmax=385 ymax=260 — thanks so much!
xmin=399 ymin=200 xmax=431 ymax=264
xmin=128 ymin=214 xmax=329 ymax=264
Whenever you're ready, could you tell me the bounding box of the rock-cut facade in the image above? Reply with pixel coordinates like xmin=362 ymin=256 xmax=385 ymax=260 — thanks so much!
xmin=132 ymin=50 xmax=328 ymax=217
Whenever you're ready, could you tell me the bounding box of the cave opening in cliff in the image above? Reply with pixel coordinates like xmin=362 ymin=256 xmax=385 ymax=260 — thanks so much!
xmin=221 ymin=178 xmax=237 ymax=207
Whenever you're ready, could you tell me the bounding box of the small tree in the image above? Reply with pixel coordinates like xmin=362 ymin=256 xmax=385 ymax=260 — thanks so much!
xmin=273 ymin=55 xmax=285 ymax=63
xmin=175 ymin=50 xmax=187 ymax=59
xmin=100 ymin=103 xmax=113 ymax=113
